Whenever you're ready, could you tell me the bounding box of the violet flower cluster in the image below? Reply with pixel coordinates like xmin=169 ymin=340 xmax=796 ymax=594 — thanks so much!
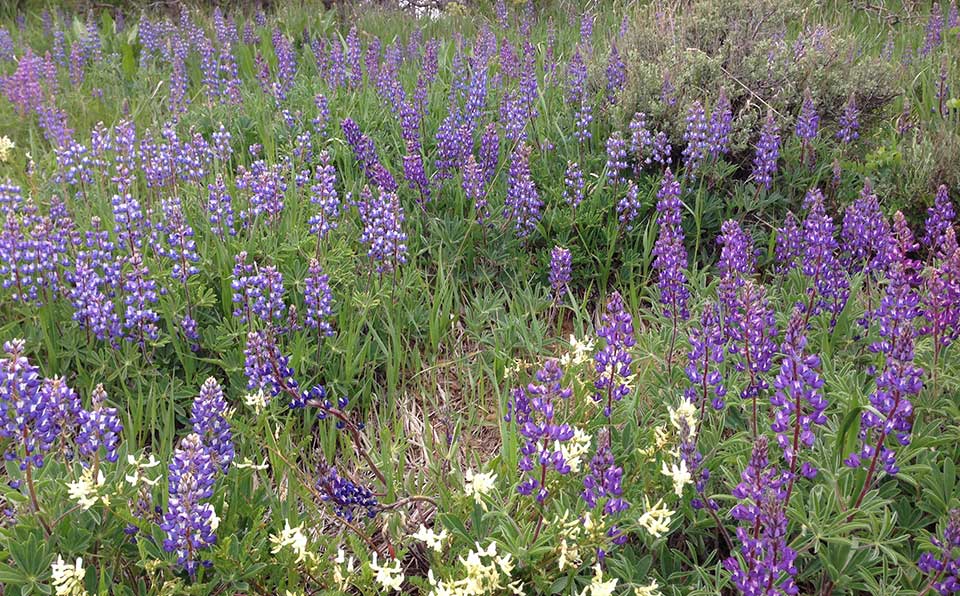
xmin=724 ymin=436 xmax=798 ymax=596
xmin=652 ymin=169 xmax=690 ymax=323
xmin=506 ymin=359 xmax=574 ymax=503
xmin=549 ymin=246 xmax=572 ymax=301
xmin=770 ymin=309 xmax=826 ymax=480
xmin=593 ymin=291 xmax=635 ymax=417
xmin=504 ymin=144 xmax=542 ymax=240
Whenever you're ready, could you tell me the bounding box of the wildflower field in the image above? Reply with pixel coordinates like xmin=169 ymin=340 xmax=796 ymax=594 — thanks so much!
xmin=0 ymin=0 xmax=959 ymax=594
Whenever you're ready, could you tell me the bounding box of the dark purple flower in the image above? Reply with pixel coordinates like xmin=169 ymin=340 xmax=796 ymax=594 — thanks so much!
xmin=593 ymin=291 xmax=635 ymax=417
xmin=305 ymin=258 xmax=335 ymax=338
xmin=845 ymin=259 xmax=921 ymax=479
xmin=549 ymin=246 xmax=572 ymax=300
xmin=308 ymin=150 xmax=341 ymax=242
xmin=161 ymin=433 xmax=218 ymax=576
xmin=923 ymin=184 xmax=956 ymax=256
xmin=402 ymin=141 xmax=431 ymax=205
xmin=605 ymin=44 xmax=625 ymax=104
xmin=581 ymin=430 xmax=629 ymax=547
xmin=922 ymin=2 xmax=944 ymax=57
xmin=0 ymin=339 xmax=55 ymax=467
xmin=76 ymin=384 xmax=123 ymax=464
xmin=244 ymin=329 xmax=297 ymax=401
xmin=507 ymin=359 xmax=574 ymax=503
xmin=317 ymin=464 xmax=379 ymax=522
xmin=837 ymin=94 xmax=860 ymax=144
xmin=684 ymin=302 xmax=727 ymax=411
xmin=617 ymin=181 xmax=642 ymax=230
xmin=682 ymin=101 xmax=709 ymax=173
xmin=191 ymin=377 xmax=234 ymax=473
xmin=505 ymin=144 xmax=542 ymax=240
xmin=463 ymin=154 xmax=490 ymax=226
xmin=771 ymin=309 xmax=827 ymax=481
xmin=563 ymin=161 xmax=585 ymax=210
xmin=122 ymin=253 xmax=160 ymax=347
xmin=606 ymin=131 xmax=628 ymax=186
xmin=917 ymin=509 xmax=960 ymax=596
xmin=800 ymin=189 xmax=850 ymax=326
xmin=841 ymin=180 xmax=892 ymax=278
xmin=796 ymin=88 xmax=820 ymax=142
xmin=652 ymin=169 xmax=690 ymax=322
xmin=207 ymin=175 xmax=235 ymax=239
xmin=708 ymin=89 xmax=733 ymax=158
xmin=752 ymin=111 xmax=781 ymax=190
xmin=356 ymin=187 xmax=408 ymax=275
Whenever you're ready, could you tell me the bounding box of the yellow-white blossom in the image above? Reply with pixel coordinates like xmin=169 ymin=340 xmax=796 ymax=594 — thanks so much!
xmin=668 ymin=398 xmax=697 ymax=431
xmin=125 ymin=454 xmax=161 ymax=487
xmin=638 ymin=496 xmax=674 ymax=538
xmin=560 ymin=335 xmax=596 ymax=367
xmin=661 ymin=459 xmax=692 ymax=497
xmin=634 ymin=579 xmax=662 ymax=596
xmin=412 ymin=524 xmax=449 ymax=552
xmin=557 ymin=427 xmax=592 ymax=473
xmin=370 ymin=553 xmax=404 ymax=592
xmin=0 ymin=136 xmax=14 ymax=163
xmin=464 ymin=470 xmax=497 ymax=510
xmin=270 ymin=521 xmax=313 ymax=564
xmin=51 ymin=556 xmax=87 ymax=596
xmin=233 ymin=458 xmax=269 ymax=470
xmin=333 ymin=548 xmax=356 ymax=590
xmin=243 ymin=389 xmax=269 ymax=413
xmin=580 ymin=562 xmax=618 ymax=596
xmin=66 ymin=467 xmax=107 ymax=510
xmin=424 ymin=541 xmax=516 ymax=595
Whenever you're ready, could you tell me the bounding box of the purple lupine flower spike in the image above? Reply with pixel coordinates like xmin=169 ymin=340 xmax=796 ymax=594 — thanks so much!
xmin=463 ymin=154 xmax=491 ymax=227
xmin=652 ymin=169 xmax=690 ymax=324
xmin=77 ymin=384 xmax=123 ymax=464
xmin=923 ymin=184 xmax=956 ymax=257
xmin=506 ymin=359 xmax=574 ymax=504
xmin=563 ymin=161 xmax=585 ymax=210
xmin=771 ymin=308 xmax=827 ymax=489
xmin=708 ymin=89 xmax=732 ymax=158
xmin=505 ymin=144 xmax=542 ymax=240
xmin=751 ymin=110 xmax=781 ymax=190
xmin=684 ymin=302 xmax=727 ymax=411
xmin=161 ymin=433 xmax=218 ymax=576
xmin=605 ymin=131 xmax=628 ymax=186
xmin=549 ymin=246 xmax=572 ymax=301
xmin=305 ymin=258 xmax=335 ymax=338
xmin=837 ymin=94 xmax=860 ymax=144
xmin=681 ymin=101 xmax=709 ymax=174
xmin=729 ymin=281 xmax=778 ymax=435
xmin=191 ymin=377 xmax=234 ymax=473
xmin=846 ymin=257 xmax=922 ymax=485
xmin=917 ymin=509 xmax=960 ymax=595
xmin=593 ymin=291 xmax=635 ymax=417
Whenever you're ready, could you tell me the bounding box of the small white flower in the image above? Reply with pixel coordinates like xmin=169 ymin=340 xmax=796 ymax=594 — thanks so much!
xmin=558 ymin=427 xmax=592 ymax=473
xmin=580 ymin=562 xmax=618 ymax=596
xmin=66 ymin=468 xmax=107 ymax=510
xmin=243 ymin=389 xmax=270 ymax=413
xmin=369 ymin=553 xmax=404 ymax=592
xmin=668 ymin=398 xmax=697 ymax=431
xmin=0 ymin=136 xmax=14 ymax=163
xmin=634 ymin=579 xmax=662 ymax=596
xmin=125 ymin=454 xmax=161 ymax=487
xmin=270 ymin=521 xmax=312 ymax=564
xmin=661 ymin=459 xmax=692 ymax=497
xmin=638 ymin=496 xmax=674 ymax=539
xmin=464 ymin=470 xmax=497 ymax=510
xmin=412 ymin=524 xmax=449 ymax=552
xmin=50 ymin=556 xmax=87 ymax=596
xmin=233 ymin=458 xmax=269 ymax=470
xmin=333 ymin=547 xmax=356 ymax=589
